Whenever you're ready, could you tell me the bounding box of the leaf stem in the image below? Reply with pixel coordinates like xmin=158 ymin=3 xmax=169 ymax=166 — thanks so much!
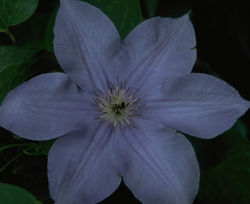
xmin=0 ymin=145 xmax=37 ymax=172
xmin=0 ymin=143 xmax=36 ymax=152
xmin=5 ymin=29 xmax=17 ymax=45
xmin=0 ymin=151 xmax=24 ymax=172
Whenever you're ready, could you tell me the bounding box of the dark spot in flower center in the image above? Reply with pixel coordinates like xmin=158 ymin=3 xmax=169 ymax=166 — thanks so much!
xmin=121 ymin=102 xmax=125 ymax=109
xmin=111 ymin=102 xmax=125 ymax=116
xmin=92 ymin=77 xmax=147 ymax=130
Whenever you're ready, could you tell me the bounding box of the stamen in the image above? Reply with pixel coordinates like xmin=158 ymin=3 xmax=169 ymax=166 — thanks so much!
xmin=125 ymin=86 xmax=130 ymax=94
xmin=110 ymin=81 xmax=115 ymax=89
xmin=132 ymin=88 xmax=139 ymax=96
xmin=130 ymin=124 xmax=137 ymax=129
xmin=93 ymin=77 xmax=146 ymax=130
xmin=98 ymin=89 xmax=105 ymax=95
xmin=116 ymin=77 xmax=119 ymax=86
xmin=138 ymin=104 xmax=146 ymax=109
xmin=93 ymin=91 xmax=99 ymax=97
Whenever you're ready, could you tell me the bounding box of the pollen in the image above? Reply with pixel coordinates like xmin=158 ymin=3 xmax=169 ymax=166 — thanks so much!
xmin=92 ymin=77 xmax=146 ymax=130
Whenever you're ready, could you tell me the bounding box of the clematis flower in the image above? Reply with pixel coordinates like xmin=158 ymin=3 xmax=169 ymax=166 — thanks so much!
xmin=0 ymin=0 xmax=249 ymax=203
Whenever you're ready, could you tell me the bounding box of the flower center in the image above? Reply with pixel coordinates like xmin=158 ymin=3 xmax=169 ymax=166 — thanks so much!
xmin=92 ymin=78 xmax=146 ymax=130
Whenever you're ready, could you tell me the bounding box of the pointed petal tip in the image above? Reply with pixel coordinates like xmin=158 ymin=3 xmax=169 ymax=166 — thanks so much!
xmin=143 ymin=73 xmax=250 ymax=139
xmin=0 ymin=73 xmax=92 ymax=141
xmin=117 ymin=11 xmax=196 ymax=92
xmin=54 ymin=0 xmax=120 ymax=92
xmin=48 ymin=127 xmax=121 ymax=203
xmin=116 ymin=120 xmax=199 ymax=204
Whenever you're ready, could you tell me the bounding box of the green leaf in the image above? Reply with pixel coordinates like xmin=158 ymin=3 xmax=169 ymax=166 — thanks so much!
xmin=45 ymin=0 xmax=142 ymax=50
xmin=0 ymin=182 xmax=42 ymax=204
xmin=81 ymin=0 xmax=142 ymax=41
xmin=144 ymin=0 xmax=159 ymax=18
xmin=198 ymin=134 xmax=250 ymax=204
xmin=224 ymin=119 xmax=248 ymax=139
xmin=39 ymin=139 xmax=56 ymax=156
xmin=45 ymin=5 xmax=59 ymax=52
xmin=0 ymin=0 xmax=39 ymax=32
xmin=0 ymin=46 xmax=39 ymax=103
xmin=216 ymin=154 xmax=250 ymax=204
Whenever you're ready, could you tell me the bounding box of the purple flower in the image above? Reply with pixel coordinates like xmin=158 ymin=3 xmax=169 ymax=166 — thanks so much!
xmin=0 ymin=0 xmax=249 ymax=203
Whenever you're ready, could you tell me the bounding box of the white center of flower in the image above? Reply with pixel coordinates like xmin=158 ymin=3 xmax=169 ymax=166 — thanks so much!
xmin=92 ymin=78 xmax=146 ymax=130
